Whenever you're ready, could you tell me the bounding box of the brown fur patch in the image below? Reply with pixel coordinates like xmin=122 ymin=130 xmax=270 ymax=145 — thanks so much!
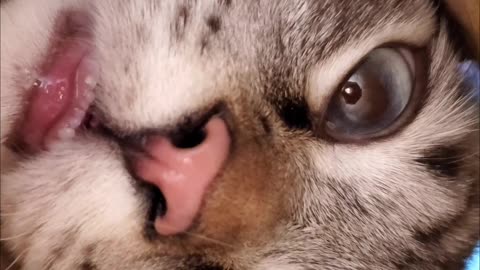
xmin=446 ymin=0 xmax=480 ymax=59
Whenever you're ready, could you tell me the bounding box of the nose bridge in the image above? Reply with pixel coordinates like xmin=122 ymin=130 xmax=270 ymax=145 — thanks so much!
xmin=97 ymin=36 xmax=226 ymax=133
xmin=134 ymin=117 xmax=231 ymax=235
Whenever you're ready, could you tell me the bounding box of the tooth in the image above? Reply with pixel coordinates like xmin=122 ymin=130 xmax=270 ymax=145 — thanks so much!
xmin=69 ymin=117 xmax=83 ymax=128
xmin=79 ymin=101 xmax=88 ymax=110
xmin=79 ymin=94 xmax=94 ymax=110
xmin=69 ymin=109 xmax=87 ymax=128
xmin=84 ymin=76 xmax=97 ymax=88
xmin=74 ymin=108 xmax=86 ymax=118
xmin=58 ymin=128 xmax=75 ymax=140
xmin=23 ymin=68 xmax=32 ymax=76
xmin=80 ymin=56 xmax=99 ymax=89
xmin=45 ymin=140 xmax=60 ymax=151
xmin=32 ymin=79 xmax=42 ymax=88
xmin=85 ymin=91 xmax=95 ymax=102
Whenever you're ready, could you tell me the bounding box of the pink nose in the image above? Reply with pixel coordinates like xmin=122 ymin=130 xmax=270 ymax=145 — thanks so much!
xmin=135 ymin=117 xmax=231 ymax=235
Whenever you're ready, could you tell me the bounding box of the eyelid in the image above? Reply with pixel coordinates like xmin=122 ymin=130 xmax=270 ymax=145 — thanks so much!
xmin=306 ymin=42 xmax=421 ymax=114
xmin=322 ymin=47 xmax=428 ymax=143
xmin=305 ymin=13 xmax=434 ymax=110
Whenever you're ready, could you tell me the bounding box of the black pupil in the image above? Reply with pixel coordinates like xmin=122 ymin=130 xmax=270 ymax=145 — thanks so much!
xmin=341 ymin=82 xmax=362 ymax=105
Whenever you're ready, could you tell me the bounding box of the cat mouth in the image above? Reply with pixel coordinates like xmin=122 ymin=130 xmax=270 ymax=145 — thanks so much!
xmin=16 ymin=11 xmax=98 ymax=153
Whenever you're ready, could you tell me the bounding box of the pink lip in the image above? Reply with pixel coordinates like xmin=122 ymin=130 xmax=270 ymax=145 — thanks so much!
xmin=19 ymin=12 xmax=98 ymax=152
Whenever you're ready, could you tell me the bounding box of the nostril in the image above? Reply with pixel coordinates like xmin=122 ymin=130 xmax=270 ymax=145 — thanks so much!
xmin=149 ymin=185 xmax=167 ymax=218
xmin=135 ymin=117 xmax=231 ymax=235
xmin=170 ymin=128 xmax=207 ymax=149
xmin=144 ymin=184 xmax=167 ymax=239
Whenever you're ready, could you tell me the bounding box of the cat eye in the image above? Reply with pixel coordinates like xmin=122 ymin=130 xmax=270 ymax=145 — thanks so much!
xmin=324 ymin=47 xmax=422 ymax=142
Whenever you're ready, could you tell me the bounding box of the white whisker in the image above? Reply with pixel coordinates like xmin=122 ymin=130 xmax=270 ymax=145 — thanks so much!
xmin=145 ymin=221 xmax=234 ymax=248
xmin=1 ymin=231 xmax=31 ymax=241
xmin=4 ymin=249 xmax=27 ymax=270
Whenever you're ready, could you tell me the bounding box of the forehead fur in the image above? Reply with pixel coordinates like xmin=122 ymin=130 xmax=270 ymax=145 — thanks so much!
xmin=92 ymin=0 xmax=435 ymax=133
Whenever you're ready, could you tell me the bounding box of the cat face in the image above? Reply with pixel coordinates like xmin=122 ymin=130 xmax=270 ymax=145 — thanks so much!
xmin=1 ymin=0 xmax=478 ymax=269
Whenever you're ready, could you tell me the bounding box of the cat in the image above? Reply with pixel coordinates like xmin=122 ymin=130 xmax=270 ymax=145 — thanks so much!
xmin=1 ymin=0 xmax=478 ymax=269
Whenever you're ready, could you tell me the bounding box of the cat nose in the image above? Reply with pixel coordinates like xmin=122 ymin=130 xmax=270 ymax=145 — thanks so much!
xmin=134 ymin=117 xmax=231 ymax=235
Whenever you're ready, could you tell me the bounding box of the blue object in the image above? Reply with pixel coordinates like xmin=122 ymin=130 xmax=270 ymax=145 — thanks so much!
xmin=459 ymin=60 xmax=479 ymax=270
xmin=465 ymin=244 xmax=480 ymax=270
xmin=459 ymin=60 xmax=480 ymax=101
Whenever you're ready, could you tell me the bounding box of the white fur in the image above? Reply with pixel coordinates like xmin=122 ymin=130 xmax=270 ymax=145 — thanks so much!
xmin=1 ymin=0 xmax=478 ymax=269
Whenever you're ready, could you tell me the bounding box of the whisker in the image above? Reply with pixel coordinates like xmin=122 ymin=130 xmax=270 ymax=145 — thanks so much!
xmin=181 ymin=232 xmax=234 ymax=248
xmin=4 ymin=249 xmax=27 ymax=270
xmin=415 ymin=151 xmax=479 ymax=163
xmin=1 ymin=231 xmax=31 ymax=241
xmin=145 ymin=221 xmax=235 ymax=249
xmin=0 ymin=204 xmax=46 ymax=214
xmin=0 ymin=213 xmax=24 ymax=217
xmin=0 ymin=208 xmax=38 ymax=217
